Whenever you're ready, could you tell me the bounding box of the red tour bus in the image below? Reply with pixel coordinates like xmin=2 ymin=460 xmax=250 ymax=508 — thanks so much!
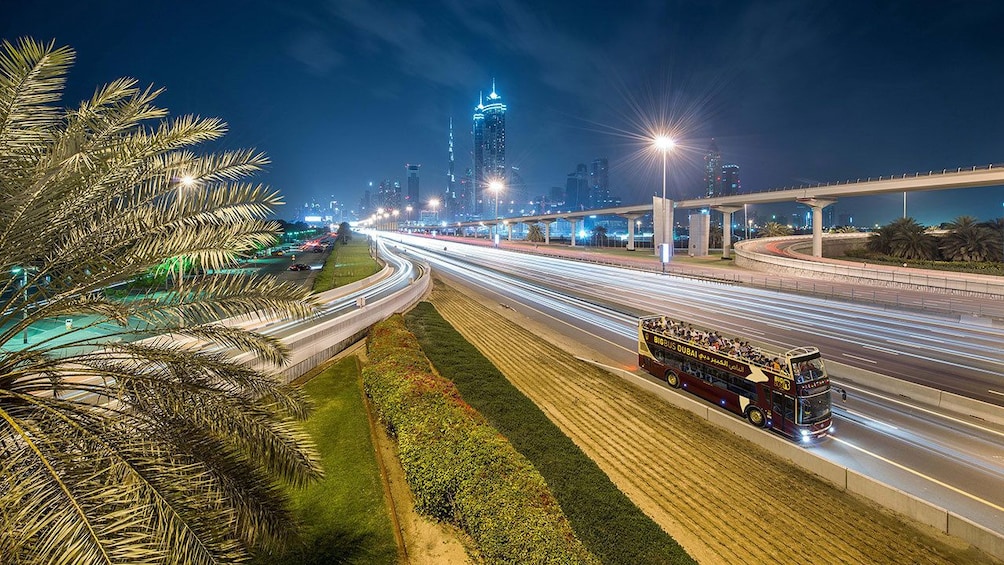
xmin=638 ymin=315 xmax=832 ymax=441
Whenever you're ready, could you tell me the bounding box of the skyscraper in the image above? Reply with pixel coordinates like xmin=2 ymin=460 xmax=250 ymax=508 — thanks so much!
xmin=406 ymin=164 xmax=420 ymax=205
xmin=473 ymin=80 xmax=507 ymax=217
xmin=704 ymin=140 xmax=723 ymax=198
xmin=445 ymin=117 xmax=456 ymax=220
xmin=721 ymin=163 xmax=741 ymax=196
xmin=566 ymin=163 xmax=588 ymax=210
xmin=590 ymin=158 xmax=609 ymax=208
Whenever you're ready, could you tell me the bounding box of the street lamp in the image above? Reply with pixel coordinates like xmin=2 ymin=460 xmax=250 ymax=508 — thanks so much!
xmin=406 ymin=205 xmax=413 ymax=225
xmin=11 ymin=266 xmax=30 ymax=344
xmin=653 ymin=135 xmax=675 ymax=253
xmin=429 ymin=198 xmax=440 ymax=222
xmin=173 ymin=174 xmax=197 ymax=327
xmin=489 ymin=179 xmax=504 ymax=239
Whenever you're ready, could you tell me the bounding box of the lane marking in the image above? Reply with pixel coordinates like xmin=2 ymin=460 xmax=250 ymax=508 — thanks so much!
xmin=840 ymin=408 xmax=899 ymax=430
xmin=862 ymin=344 xmax=900 ymax=355
xmin=837 ymin=382 xmax=1004 ymax=440
xmin=990 ymin=390 xmax=1004 ymax=398
xmin=842 ymin=353 xmax=877 ymax=364
xmin=830 ymin=436 xmax=1004 ymax=514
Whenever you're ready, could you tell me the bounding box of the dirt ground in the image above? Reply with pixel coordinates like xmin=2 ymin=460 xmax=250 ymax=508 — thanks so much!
xmin=425 ymin=278 xmax=1001 ymax=565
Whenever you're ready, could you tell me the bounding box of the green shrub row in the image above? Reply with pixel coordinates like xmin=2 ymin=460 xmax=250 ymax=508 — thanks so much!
xmin=843 ymin=248 xmax=1004 ymax=275
xmin=363 ymin=315 xmax=598 ymax=564
xmin=404 ymin=302 xmax=695 ymax=565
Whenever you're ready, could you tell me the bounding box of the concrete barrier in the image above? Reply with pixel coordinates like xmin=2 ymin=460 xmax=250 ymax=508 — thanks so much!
xmin=612 ymin=368 xmax=1004 ymax=560
xmin=846 ymin=469 xmax=949 ymax=532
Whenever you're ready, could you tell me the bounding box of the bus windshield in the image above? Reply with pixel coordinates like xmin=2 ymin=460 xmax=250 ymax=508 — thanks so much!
xmin=791 ymin=355 xmax=826 ymax=384
xmin=798 ymin=392 xmax=831 ymax=424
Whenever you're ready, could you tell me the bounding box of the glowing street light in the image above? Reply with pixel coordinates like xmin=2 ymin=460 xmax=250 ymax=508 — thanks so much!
xmin=429 ymin=198 xmax=440 ymax=222
xmin=405 ymin=204 xmax=413 ymax=225
xmin=172 ymin=173 xmax=198 ymax=327
xmin=653 ymin=135 xmax=675 ymax=254
xmin=489 ymin=179 xmax=504 ymax=239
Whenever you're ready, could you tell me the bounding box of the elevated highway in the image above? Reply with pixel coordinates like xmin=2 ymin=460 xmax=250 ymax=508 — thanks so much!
xmin=437 ymin=163 xmax=1004 ymax=259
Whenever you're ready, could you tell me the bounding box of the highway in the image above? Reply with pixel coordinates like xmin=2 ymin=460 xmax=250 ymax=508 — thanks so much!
xmin=380 ymin=232 xmax=1004 ymax=538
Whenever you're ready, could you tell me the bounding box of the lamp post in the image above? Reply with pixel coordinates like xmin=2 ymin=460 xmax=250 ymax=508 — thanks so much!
xmin=653 ymin=135 xmax=675 ymax=253
xmin=744 ymin=203 xmax=750 ymax=240
xmin=429 ymin=198 xmax=440 ymax=224
xmin=173 ymin=174 xmax=196 ymax=328
xmin=406 ymin=205 xmax=413 ymax=226
xmin=489 ymin=179 xmax=504 ymax=240
xmin=11 ymin=266 xmax=29 ymax=344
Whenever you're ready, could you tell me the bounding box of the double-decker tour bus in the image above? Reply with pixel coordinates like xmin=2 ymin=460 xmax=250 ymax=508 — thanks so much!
xmin=638 ymin=315 xmax=832 ymax=441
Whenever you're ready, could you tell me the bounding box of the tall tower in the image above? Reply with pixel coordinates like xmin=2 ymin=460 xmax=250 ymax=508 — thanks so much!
xmin=473 ymin=80 xmax=507 ymax=217
xmin=590 ymin=158 xmax=609 ymax=208
xmin=721 ymin=163 xmax=741 ymax=196
xmin=406 ymin=164 xmax=420 ymax=207
xmin=704 ymin=139 xmax=723 ymax=198
xmin=446 ymin=117 xmax=456 ymax=220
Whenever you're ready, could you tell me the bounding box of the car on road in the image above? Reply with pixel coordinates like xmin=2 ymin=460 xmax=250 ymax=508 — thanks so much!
xmin=288 ymin=263 xmax=310 ymax=271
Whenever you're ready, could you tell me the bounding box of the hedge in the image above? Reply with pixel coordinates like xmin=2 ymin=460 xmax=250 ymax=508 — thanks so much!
xmin=363 ymin=315 xmax=598 ymax=564
xmin=404 ymin=302 xmax=695 ymax=565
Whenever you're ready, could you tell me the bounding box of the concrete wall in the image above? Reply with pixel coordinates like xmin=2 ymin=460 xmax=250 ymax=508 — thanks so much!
xmin=610 ymin=366 xmax=1004 ymax=560
xmin=734 ymin=234 xmax=1004 ymax=297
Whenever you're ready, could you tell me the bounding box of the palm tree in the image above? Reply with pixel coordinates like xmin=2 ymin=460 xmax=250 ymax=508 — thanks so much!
xmin=887 ymin=218 xmax=938 ymax=260
xmin=0 ymin=39 xmax=322 ymax=564
xmin=940 ymin=215 xmax=996 ymax=262
xmin=590 ymin=225 xmax=609 ymax=246
xmin=526 ymin=223 xmax=545 ymax=243
xmin=980 ymin=217 xmax=1004 ymax=263
xmin=757 ymin=221 xmax=793 ymax=238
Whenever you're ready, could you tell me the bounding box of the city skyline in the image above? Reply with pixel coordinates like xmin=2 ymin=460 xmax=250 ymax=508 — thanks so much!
xmin=3 ymin=1 xmax=1003 ymax=226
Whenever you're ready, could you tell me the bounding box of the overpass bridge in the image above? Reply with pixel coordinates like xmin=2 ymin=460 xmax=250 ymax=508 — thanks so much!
xmin=434 ymin=163 xmax=1004 ymax=259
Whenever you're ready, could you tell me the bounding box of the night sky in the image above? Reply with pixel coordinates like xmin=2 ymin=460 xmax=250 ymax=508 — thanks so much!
xmin=3 ymin=0 xmax=1003 ymax=226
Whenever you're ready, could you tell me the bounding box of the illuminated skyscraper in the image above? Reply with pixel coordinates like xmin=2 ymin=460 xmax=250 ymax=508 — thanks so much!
xmin=473 ymin=80 xmax=507 ymax=217
xmin=704 ymin=139 xmax=723 ymax=198
xmin=721 ymin=163 xmax=741 ymax=196
xmin=406 ymin=164 xmax=420 ymax=205
xmin=445 ymin=117 xmax=456 ymax=220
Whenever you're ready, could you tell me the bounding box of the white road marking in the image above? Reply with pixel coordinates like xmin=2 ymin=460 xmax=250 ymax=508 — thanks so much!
xmin=862 ymin=344 xmax=901 ymax=355
xmin=830 ymin=437 xmax=1004 ymax=514
xmin=841 ymin=408 xmax=899 ymax=430
xmin=842 ymin=353 xmax=877 ymax=364
xmin=989 ymin=390 xmax=1004 ymax=398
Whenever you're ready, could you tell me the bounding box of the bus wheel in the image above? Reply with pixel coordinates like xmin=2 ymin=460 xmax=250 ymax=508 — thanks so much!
xmin=666 ymin=370 xmax=681 ymax=388
xmin=746 ymin=407 xmax=766 ymax=428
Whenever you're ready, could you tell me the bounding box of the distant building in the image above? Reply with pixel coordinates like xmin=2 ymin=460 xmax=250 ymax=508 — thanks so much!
xmin=473 ymin=81 xmax=507 ymax=217
xmin=406 ymin=164 xmax=420 ymax=205
xmin=590 ymin=158 xmax=609 ymax=208
xmin=721 ymin=163 xmax=740 ymax=196
xmin=704 ymin=140 xmax=723 ymax=198
xmin=566 ymin=164 xmax=588 ymax=210
xmin=445 ymin=118 xmax=457 ymax=221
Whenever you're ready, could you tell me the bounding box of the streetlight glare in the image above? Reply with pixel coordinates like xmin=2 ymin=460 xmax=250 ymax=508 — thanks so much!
xmin=179 ymin=174 xmax=196 ymax=187
xmin=653 ymin=135 xmax=675 ymax=152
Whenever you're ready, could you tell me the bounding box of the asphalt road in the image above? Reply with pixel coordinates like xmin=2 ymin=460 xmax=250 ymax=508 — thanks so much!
xmin=387 ymin=233 xmax=1004 ymax=537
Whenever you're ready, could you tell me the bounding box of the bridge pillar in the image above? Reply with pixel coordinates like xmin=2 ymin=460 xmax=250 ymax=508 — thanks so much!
xmin=620 ymin=213 xmax=644 ymax=250
xmin=569 ymin=218 xmax=578 ymax=247
xmin=653 ymin=196 xmax=674 ymax=257
xmin=541 ymin=219 xmax=555 ymax=245
xmin=712 ymin=206 xmax=742 ymax=259
xmin=796 ymin=198 xmax=837 ymax=257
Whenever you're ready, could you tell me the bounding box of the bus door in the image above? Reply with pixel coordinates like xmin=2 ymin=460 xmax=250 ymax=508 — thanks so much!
xmin=769 ymin=390 xmax=796 ymax=435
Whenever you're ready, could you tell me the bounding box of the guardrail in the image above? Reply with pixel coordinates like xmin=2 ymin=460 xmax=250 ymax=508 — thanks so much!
xmin=734 ymin=235 xmax=1004 ymax=318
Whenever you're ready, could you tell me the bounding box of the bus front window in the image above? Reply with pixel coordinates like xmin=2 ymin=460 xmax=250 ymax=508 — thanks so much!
xmin=793 ymin=356 xmax=826 ymax=384
xmin=798 ymin=393 xmax=831 ymax=424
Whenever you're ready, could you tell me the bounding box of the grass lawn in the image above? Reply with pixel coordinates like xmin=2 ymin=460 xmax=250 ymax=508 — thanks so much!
xmin=313 ymin=235 xmax=382 ymax=292
xmin=254 ymin=357 xmax=398 ymax=565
